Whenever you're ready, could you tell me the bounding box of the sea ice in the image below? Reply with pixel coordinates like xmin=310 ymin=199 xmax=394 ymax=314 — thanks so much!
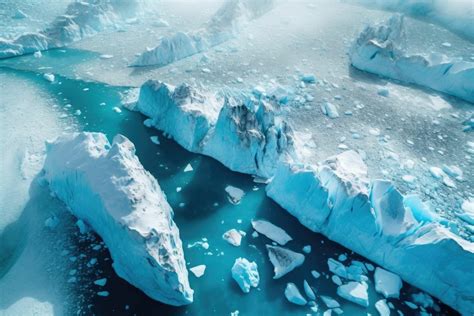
xmin=42 ymin=132 xmax=193 ymax=306
xmin=225 ymin=185 xmax=245 ymax=204
xmin=375 ymin=299 xmax=390 ymax=316
xmin=320 ymin=296 xmax=340 ymax=309
xmin=458 ymin=198 xmax=474 ymax=225
xmin=266 ymin=245 xmax=305 ymax=279
xmin=284 ymin=283 xmax=307 ymax=306
xmin=190 ymin=265 xmax=206 ymax=278
xmin=336 ymin=281 xmax=369 ymax=307
xmin=223 ymin=229 xmax=243 ymax=246
xmin=303 ymin=280 xmax=316 ymax=300
xmin=374 ymin=267 xmax=403 ymax=299
xmin=231 ymin=258 xmax=259 ymax=293
xmin=251 ymin=219 xmax=292 ymax=245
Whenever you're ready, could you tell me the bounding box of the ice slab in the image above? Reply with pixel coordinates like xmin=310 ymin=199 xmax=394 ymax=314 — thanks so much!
xmin=349 ymin=15 xmax=474 ymax=103
xmin=190 ymin=265 xmax=206 ymax=278
xmin=231 ymin=258 xmax=259 ymax=293
xmin=336 ymin=281 xmax=369 ymax=307
xmin=251 ymin=219 xmax=292 ymax=245
xmin=266 ymin=245 xmax=305 ymax=279
xmin=374 ymin=267 xmax=403 ymax=299
xmin=42 ymin=132 xmax=193 ymax=306
xmin=284 ymin=283 xmax=307 ymax=306
xmin=223 ymin=229 xmax=243 ymax=246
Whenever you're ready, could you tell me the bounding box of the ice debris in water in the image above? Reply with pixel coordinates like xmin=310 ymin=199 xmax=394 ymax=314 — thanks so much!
xmin=222 ymin=229 xmax=243 ymax=246
xmin=303 ymin=280 xmax=316 ymax=300
xmin=284 ymin=283 xmax=307 ymax=306
xmin=251 ymin=219 xmax=292 ymax=245
xmin=184 ymin=163 xmax=194 ymax=172
xmin=458 ymin=198 xmax=474 ymax=225
xmin=374 ymin=267 xmax=403 ymax=299
xmin=225 ymin=185 xmax=245 ymax=205
xmin=266 ymin=245 xmax=305 ymax=279
xmin=336 ymin=281 xmax=369 ymax=307
xmin=320 ymin=102 xmax=339 ymax=118
xmin=190 ymin=265 xmax=206 ymax=278
xmin=375 ymin=299 xmax=390 ymax=316
xmin=231 ymin=258 xmax=259 ymax=293
xmin=320 ymin=296 xmax=340 ymax=309
xmin=43 ymin=73 xmax=55 ymax=82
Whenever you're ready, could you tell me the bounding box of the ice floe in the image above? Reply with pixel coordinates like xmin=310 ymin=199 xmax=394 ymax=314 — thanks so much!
xmin=251 ymin=219 xmax=292 ymax=245
xmin=336 ymin=281 xmax=369 ymax=307
xmin=42 ymin=132 xmax=193 ymax=306
xmin=231 ymin=258 xmax=259 ymax=293
xmin=266 ymin=245 xmax=305 ymax=279
xmin=223 ymin=229 xmax=243 ymax=246
xmin=374 ymin=267 xmax=403 ymax=299
xmin=190 ymin=265 xmax=206 ymax=278
xmin=284 ymin=283 xmax=307 ymax=306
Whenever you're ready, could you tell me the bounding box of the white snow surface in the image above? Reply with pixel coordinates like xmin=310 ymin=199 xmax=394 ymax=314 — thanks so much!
xmin=349 ymin=15 xmax=474 ymax=103
xmin=42 ymin=132 xmax=193 ymax=306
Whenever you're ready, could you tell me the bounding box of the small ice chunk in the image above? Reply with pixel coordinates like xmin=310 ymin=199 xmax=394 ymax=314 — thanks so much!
xmin=99 ymin=54 xmax=114 ymax=59
xmin=184 ymin=163 xmax=194 ymax=172
xmin=375 ymin=299 xmax=390 ymax=316
xmin=320 ymin=296 xmax=340 ymax=308
xmin=302 ymin=245 xmax=311 ymax=254
xmin=321 ymin=102 xmax=339 ymax=118
xmin=442 ymin=165 xmax=462 ymax=179
xmin=374 ymin=267 xmax=402 ymax=299
xmin=328 ymin=258 xmax=347 ymax=278
xmin=112 ymin=107 xmax=122 ymax=113
xmin=222 ymin=229 xmax=242 ymax=246
xmin=332 ymin=275 xmax=342 ymax=286
xmin=337 ymin=281 xmax=369 ymax=307
xmin=303 ymin=280 xmax=316 ymax=300
xmin=225 ymin=185 xmax=244 ymax=205
xmin=150 ymin=136 xmax=160 ymax=145
xmin=76 ymin=219 xmax=90 ymax=234
xmin=412 ymin=292 xmax=435 ymax=309
xmin=377 ymin=88 xmax=389 ymax=97
xmin=97 ymin=291 xmax=109 ymax=297
xmin=338 ymin=254 xmax=347 ymax=262
xmin=190 ymin=265 xmax=206 ymax=278
xmin=429 ymin=167 xmax=444 ymax=179
xmin=458 ymin=198 xmax=474 ymax=225
xmin=301 ymin=74 xmax=316 ymax=83
xmin=251 ymin=219 xmax=292 ymax=245
xmin=43 ymin=73 xmax=55 ymax=82
xmin=402 ymin=174 xmax=416 ymax=184
xmin=266 ymin=245 xmax=305 ymax=279
xmin=231 ymin=258 xmax=259 ymax=293
xmin=284 ymin=283 xmax=307 ymax=306
xmin=94 ymin=278 xmax=107 ymax=287
xmin=34 ymin=51 xmax=42 ymax=58
xmin=441 ymin=42 xmax=451 ymax=48
xmin=311 ymin=270 xmax=321 ymax=279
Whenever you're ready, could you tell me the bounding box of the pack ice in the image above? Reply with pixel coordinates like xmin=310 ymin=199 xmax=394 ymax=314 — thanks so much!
xmin=0 ymin=0 xmax=142 ymax=59
xmin=266 ymin=150 xmax=474 ymax=315
xmin=349 ymin=15 xmax=474 ymax=104
xmin=41 ymin=132 xmax=193 ymax=306
xmin=132 ymin=0 xmax=275 ymax=67
xmin=135 ymin=80 xmax=295 ymax=179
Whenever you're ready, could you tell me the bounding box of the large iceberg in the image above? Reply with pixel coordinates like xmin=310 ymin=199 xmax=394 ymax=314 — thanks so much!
xmin=131 ymin=0 xmax=275 ymax=67
xmin=0 ymin=0 xmax=142 ymax=59
xmin=135 ymin=80 xmax=295 ymax=179
xmin=349 ymin=15 xmax=474 ymax=104
xmin=266 ymin=150 xmax=474 ymax=315
xmin=41 ymin=132 xmax=193 ymax=306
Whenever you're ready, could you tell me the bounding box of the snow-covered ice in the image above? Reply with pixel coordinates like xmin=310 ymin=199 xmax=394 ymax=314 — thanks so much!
xmin=231 ymin=258 xmax=259 ymax=293
xmin=42 ymin=132 xmax=193 ymax=306
xmin=251 ymin=219 xmax=293 ymax=245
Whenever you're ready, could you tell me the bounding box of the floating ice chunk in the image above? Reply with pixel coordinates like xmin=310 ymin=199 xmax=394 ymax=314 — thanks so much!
xmin=320 ymin=296 xmax=340 ymax=308
xmin=375 ymin=299 xmax=390 ymax=316
xmin=97 ymin=291 xmax=109 ymax=297
xmin=76 ymin=219 xmax=90 ymax=234
xmin=377 ymin=88 xmax=389 ymax=97
xmin=223 ymin=229 xmax=242 ymax=246
xmin=266 ymin=245 xmax=305 ymax=279
xmin=302 ymin=245 xmax=311 ymax=254
xmin=231 ymin=258 xmax=259 ymax=293
xmin=251 ymin=219 xmax=292 ymax=245
xmin=405 ymin=301 xmax=418 ymax=309
xmin=150 ymin=136 xmax=160 ymax=145
xmin=301 ymin=74 xmax=316 ymax=83
xmin=42 ymin=132 xmax=193 ymax=306
xmin=402 ymin=175 xmax=416 ymax=184
xmin=374 ymin=267 xmax=402 ymax=299
xmin=328 ymin=258 xmax=347 ymax=279
xmin=43 ymin=73 xmax=55 ymax=82
xmin=33 ymin=51 xmax=42 ymax=58
xmin=412 ymin=292 xmax=435 ymax=309
xmin=429 ymin=167 xmax=445 ymax=179
xmin=190 ymin=265 xmax=206 ymax=278
xmin=303 ymin=280 xmax=316 ymax=300
xmin=99 ymin=54 xmax=114 ymax=59
xmin=441 ymin=42 xmax=452 ymax=48
xmin=458 ymin=198 xmax=474 ymax=225
xmin=94 ymin=278 xmax=107 ymax=287
xmin=442 ymin=176 xmax=456 ymax=188
xmin=442 ymin=165 xmax=463 ymax=180
xmin=337 ymin=281 xmax=369 ymax=307
xmin=321 ymin=102 xmax=339 ymax=118
xmin=112 ymin=107 xmax=122 ymax=113
xmin=284 ymin=283 xmax=307 ymax=306
xmin=332 ymin=275 xmax=342 ymax=286
xmin=225 ymin=185 xmax=244 ymax=205
xmin=311 ymin=270 xmax=321 ymax=279
xmin=184 ymin=163 xmax=194 ymax=172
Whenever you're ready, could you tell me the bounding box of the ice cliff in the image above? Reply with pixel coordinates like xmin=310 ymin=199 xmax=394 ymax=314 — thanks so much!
xmin=266 ymin=150 xmax=474 ymax=315
xmin=41 ymin=132 xmax=193 ymax=306
xmin=136 ymin=80 xmax=295 ymax=179
xmin=0 ymin=0 xmax=142 ymax=59
xmin=131 ymin=0 xmax=275 ymax=67
xmin=349 ymin=15 xmax=474 ymax=104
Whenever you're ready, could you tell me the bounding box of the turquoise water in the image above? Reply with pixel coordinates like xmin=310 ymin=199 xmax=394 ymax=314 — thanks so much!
xmin=0 ymin=50 xmax=456 ymax=316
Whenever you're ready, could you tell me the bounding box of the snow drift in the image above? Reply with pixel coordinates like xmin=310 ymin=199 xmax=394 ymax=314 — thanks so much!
xmin=349 ymin=15 xmax=474 ymax=104
xmin=41 ymin=132 xmax=193 ymax=306
xmin=131 ymin=0 xmax=276 ymax=67
xmin=136 ymin=80 xmax=295 ymax=178
xmin=266 ymin=150 xmax=474 ymax=315
xmin=0 ymin=0 xmax=142 ymax=59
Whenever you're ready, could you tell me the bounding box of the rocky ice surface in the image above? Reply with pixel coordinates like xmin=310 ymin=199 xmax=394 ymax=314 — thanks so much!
xmin=132 ymin=0 xmax=275 ymax=67
xmin=0 ymin=0 xmax=142 ymax=59
xmin=135 ymin=80 xmax=295 ymax=179
xmin=349 ymin=15 xmax=474 ymax=103
xmin=41 ymin=132 xmax=193 ymax=306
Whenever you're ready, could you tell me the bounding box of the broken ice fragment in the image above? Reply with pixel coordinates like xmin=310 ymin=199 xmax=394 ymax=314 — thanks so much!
xmin=76 ymin=219 xmax=89 ymax=234
xmin=301 ymin=74 xmax=316 ymax=83
xmin=284 ymin=283 xmax=307 ymax=306
xmin=311 ymin=270 xmax=321 ymax=279
xmin=184 ymin=163 xmax=193 ymax=172
xmin=97 ymin=291 xmax=109 ymax=297
xmin=150 ymin=136 xmax=160 ymax=145
xmin=458 ymin=198 xmax=474 ymax=225
xmin=321 ymin=102 xmax=339 ymax=118
xmin=328 ymin=258 xmax=347 ymax=279
xmin=231 ymin=258 xmax=259 ymax=293
xmin=336 ymin=281 xmax=369 ymax=307
xmin=251 ymin=219 xmax=292 ymax=245
xmin=222 ymin=229 xmax=242 ymax=246
xmin=43 ymin=73 xmax=55 ymax=82
xmin=320 ymin=296 xmax=340 ymax=309
xmin=190 ymin=265 xmax=206 ymax=278
xmin=374 ymin=267 xmax=402 ymax=299
xmin=94 ymin=278 xmax=107 ymax=287
xmin=375 ymin=299 xmax=390 ymax=316
xmin=303 ymin=280 xmax=316 ymax=300
xmin=225 ymin=185 xmax=244 ymax=205
xmin=302 ymin=245 xmax=311 ymax=254
xmin=266 ymin=245 xmax=305 ymax=279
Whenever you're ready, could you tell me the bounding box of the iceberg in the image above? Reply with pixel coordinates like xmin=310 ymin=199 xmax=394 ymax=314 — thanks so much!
xmin=266 ymin=150 xmax=474 ymax=315
xmin=266 ymin=245 xmax=305 ymax=279
xmin=284 ymin=283 xmax=307 ymax=306
xmin=231 ymin=258 xmax=259 ymax=293
xmin=374 ymin=267 xmax=403 ymax=299
xmin=349 ymin=15 xmax=474 ymax=104
xmin=190 ymin=265 xmax=206 ymax=278
xmin=251 ymin=219 xmax=293 ymax=245
xmin=0 ymin=0 xmax=142 ymax=59
xmin=223 ymin=229 xmax=243 ymax=246
xmin=336 ymin=281 xmax=369 ymax=307
xmin=132 ymin=0 xmax=276 ymax=67
xmin=41 ymin=132 xmax=193 ymax=306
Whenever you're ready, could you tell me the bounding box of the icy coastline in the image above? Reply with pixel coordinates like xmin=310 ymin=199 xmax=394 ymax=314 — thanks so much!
xmin=41 ymin=132 xmax=193 ymax=306
xmin=349 ymin=15 xmax=474 ymax=104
